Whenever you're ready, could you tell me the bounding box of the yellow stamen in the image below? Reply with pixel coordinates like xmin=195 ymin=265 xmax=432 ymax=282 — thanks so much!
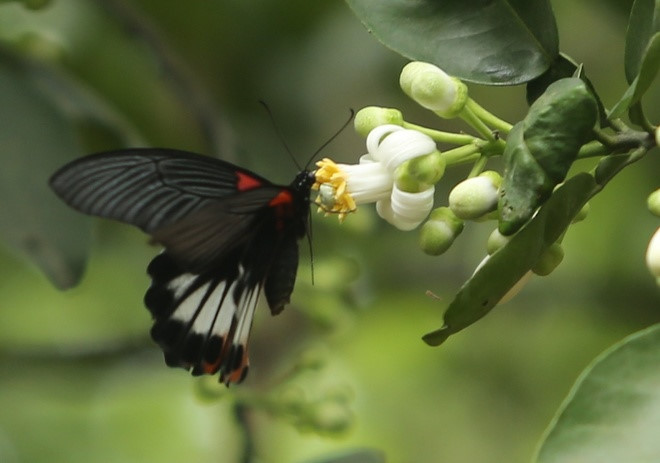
xmin=313 ymin=158 xmax=357 ymax=222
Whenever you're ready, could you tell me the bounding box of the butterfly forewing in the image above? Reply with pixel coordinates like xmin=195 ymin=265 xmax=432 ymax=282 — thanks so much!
xmin=50 ymin=148 xmax=314 ymax=385
xmin=49 ymin=148 xmax=274 ymax=233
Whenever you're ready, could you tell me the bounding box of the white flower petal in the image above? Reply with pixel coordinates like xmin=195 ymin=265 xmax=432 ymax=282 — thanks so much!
xmin=374 ymin=130 xmax=437 ymax=172
xmin=390 ymin=184 xmax=434 ymax=220
xmin=366 ymin=124 xmax=404 ymax=156
xmin=340 ymin=162 xmax=391 ymax=203
xmin=376 ymin=185 xmax=435 ymax=230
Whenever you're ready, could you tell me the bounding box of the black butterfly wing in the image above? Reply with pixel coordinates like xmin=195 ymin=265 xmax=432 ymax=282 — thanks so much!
xmin=144 ymin=197 xmax=308 ymax=385
xmin=145 ymin=252 xmax=259 ymax=384
xmin=49 ymin=148 xmax=275 ymax=233
xmin=264 ymin=232 xmax=300 ymax=315
xmin=50 ymin=148 xmax=312 ymax=385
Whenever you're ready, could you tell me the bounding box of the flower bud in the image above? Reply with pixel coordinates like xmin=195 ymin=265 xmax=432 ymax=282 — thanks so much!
xmin=394 ymin=151 xmax=445 ymax=193
xmin=647 ymin=189 xmax=660 ymax=218
xmin=572 ymin=201 xmax=590 ymax=223
xmin=310 ymin=400 xmax=354 ymax=436
xmin=448 ymin=171 xmax=501 ymax=220
xmin=532 ymin=243 xmax=564 ymax=276
xmin=354 ymin=106 xmax=404 ymax=137
xmin=486 ymin=227 xmax=511 ymax=255
xmin=399 ymin=61 xmax=468 ymax=118
xmin=419 ymin=207 xmax=464 ymax=255
xmin=646 ymin=227 xmax=660 ymax=285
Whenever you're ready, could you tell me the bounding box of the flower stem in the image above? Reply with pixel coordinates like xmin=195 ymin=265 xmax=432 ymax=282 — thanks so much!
xmin=465 ymin=99 xmax=513 ymax=134
xmin=457 ymin=103 xmax=497 ymax=141
xmin=402 ymin=121 xmax=478 ymax=145
xmin=468 ymin=155 xmax=488 ymax=178
xmin=441 ymin=144 xmax=482 ymax=166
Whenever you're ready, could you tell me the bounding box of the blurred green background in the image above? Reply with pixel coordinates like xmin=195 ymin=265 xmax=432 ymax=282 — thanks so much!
xmin=0 ymin=0 xmax=658 ymax=462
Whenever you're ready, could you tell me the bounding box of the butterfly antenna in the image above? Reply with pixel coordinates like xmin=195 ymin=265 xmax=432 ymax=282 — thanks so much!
xmin=303 ymin=108 xmax=355 ymax=170
xmin=259 ymin=100 xmax=302 ymax=170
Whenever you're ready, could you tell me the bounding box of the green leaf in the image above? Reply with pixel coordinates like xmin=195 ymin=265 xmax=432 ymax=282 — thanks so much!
xmin=535 ymin=324 xmax=660 ymax=463
xmin=0 ymin=50 xmax=92 ymax=289
xmin=526 ymin=54 xmax=608 ymax=127
xmin=499 ymin=78 xmax=598 ymax=234
xmin=423 ymin=173 xmax=596 ymax=346
xmin=624 ymin=0 xmax=660 ymax=84
xmin=526 ymin=54 xmax=579 ymax=105
xmin=611 ymin=32 xmax=660 ymax=118
xmin=344 ymin=0 xmax=559 ymax=85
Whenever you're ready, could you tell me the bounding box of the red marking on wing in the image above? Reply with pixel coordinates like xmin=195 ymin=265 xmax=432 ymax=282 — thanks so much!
xmin=236 ymin=172 xmax=263 ymax=191
xmin=269 ymin=190 xmax=293 ymax=207
xmin=269 ymin=190 xmax=295 ymax=231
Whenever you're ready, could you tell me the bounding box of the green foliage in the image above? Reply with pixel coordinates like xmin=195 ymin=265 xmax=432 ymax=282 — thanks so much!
xmin=345 ymin=0 xmax=559 ymax=84
xmin=535 ymin=324 xmax=660 ymax=462
xmin=0 ymin=0 xmax=658 ymax=462
xmin=0 ymin=48 xmax=91 ymax=288
xmin=499 ymin=78 xmax=598 ymax=234
xmin=423 ymin=173 xmax=596 ymax=346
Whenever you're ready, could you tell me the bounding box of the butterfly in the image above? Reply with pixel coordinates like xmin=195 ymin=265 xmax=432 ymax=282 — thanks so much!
xmin=50 ymin=148 xmax=316 ymax=385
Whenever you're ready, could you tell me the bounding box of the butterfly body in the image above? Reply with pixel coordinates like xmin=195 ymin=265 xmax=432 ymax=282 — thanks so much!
xmin=50 ymin=149 xmax=314 ymax=384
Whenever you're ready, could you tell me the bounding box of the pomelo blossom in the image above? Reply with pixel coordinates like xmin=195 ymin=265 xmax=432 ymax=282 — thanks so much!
xmin=313 ymin=125 xmax=440 ymax=230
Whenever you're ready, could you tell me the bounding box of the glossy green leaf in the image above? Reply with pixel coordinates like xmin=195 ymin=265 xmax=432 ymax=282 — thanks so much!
xmin=535 ymin=324 xmax=660 ymax=463
xmin=624 ymin=0 xmax=660 ymax=83
xmin=344 ymin=0 xmax=558 ymax=85
xmin=499 ymin=78 xmax=598 ymax=234
xmin=0 ymin=50 xmax=91 ymax=289
xmin=423 ymin=173 xmax=596 ymax=346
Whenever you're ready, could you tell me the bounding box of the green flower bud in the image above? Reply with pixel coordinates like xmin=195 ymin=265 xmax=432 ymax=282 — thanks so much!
xmin=394 ymin=150 xmax=445 ymax=193
xmin=572 ymin=201 xmax=590 ymax=223
xmin=486 ymin=227 xmax=511 ymax=255
xmin=646 ymin=227 xmax=660 ymax=285
xmin=354 ymin=106 xmax=404 ymax=137
xmin=399 ymin=62 xmax=468 ymax=118
xmin=647 ymin=188 xmax=660 ymax=217
xmin=310 ymin=400 xmax=354 ymax=436
xmin=532 ymin=243 xmax=564 ymax=276
xmin=448 ymin=171 xmax=501 ymax=220
xmin=278 ymin=385 xmax=307 ymax=413
xmin=419 ymin=207 xmax=464 ymax=255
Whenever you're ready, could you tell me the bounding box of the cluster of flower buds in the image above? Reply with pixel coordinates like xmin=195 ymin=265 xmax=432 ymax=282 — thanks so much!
xmin=312 ymin=61 xmax=613 ymax=303
xmin=647 ymin=188 xmax=660 ymax=286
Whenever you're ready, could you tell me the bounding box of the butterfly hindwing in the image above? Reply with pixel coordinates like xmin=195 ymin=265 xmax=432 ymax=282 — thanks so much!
xmin=145 ymin=253 xmax=256 ymax=384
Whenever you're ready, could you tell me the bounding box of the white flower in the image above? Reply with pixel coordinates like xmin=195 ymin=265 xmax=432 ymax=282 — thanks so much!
xmin=646 ymin=227 xmax=660 ymax=285
xmin=313 ymin=125 xmax=437 ymax=230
